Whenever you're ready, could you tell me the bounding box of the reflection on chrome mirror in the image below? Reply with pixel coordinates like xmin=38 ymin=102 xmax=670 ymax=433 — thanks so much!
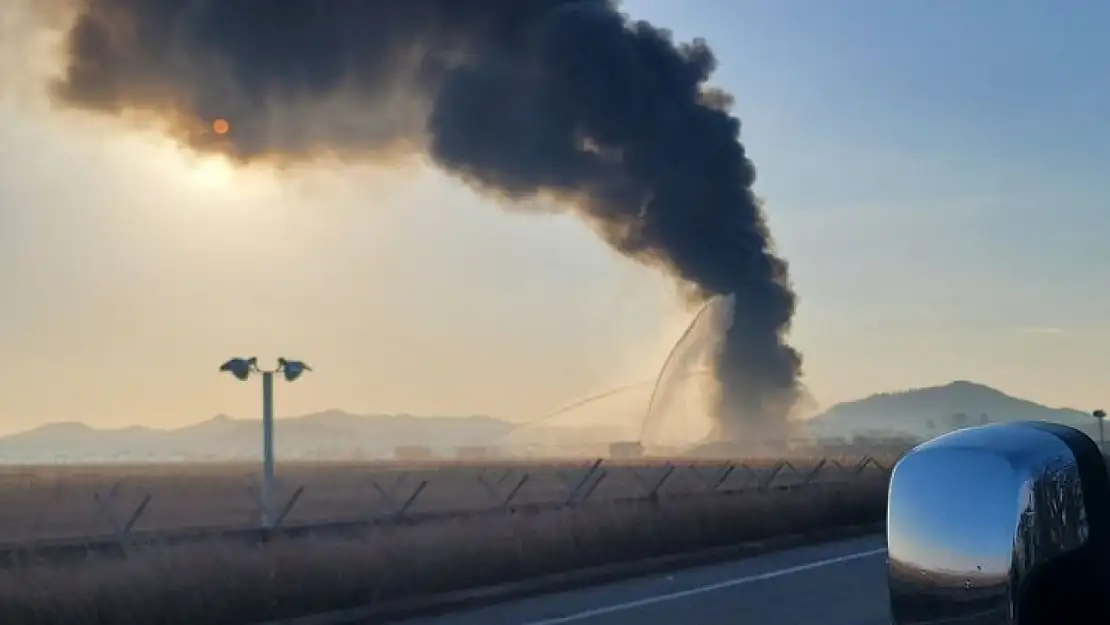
xmin=887 ymin=421 xmax=1110 ymax=625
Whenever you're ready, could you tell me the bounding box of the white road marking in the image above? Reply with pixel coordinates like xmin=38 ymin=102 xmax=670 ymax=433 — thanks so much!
xmin=516 ymin=547 xmax=888 ymax=625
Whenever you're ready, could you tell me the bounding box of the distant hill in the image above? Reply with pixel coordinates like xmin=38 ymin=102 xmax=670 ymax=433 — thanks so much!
xmin=805 ymin=380 xmax=1097 ymax=440
xmin=0 ymin=409 xmax=638 ymax=464
xmin=0 ymin=411 xmax=520 ymax=464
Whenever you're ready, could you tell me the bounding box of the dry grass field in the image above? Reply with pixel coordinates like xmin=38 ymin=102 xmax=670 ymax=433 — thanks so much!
xmin=0 ymin=475 xmax=888 ymax=625
xmin=0 ymin=455 xmax=890 ymax=543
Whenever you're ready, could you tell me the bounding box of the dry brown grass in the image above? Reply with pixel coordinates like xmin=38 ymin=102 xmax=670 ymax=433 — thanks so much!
xmin=0 ymin=478 xmax=887 ymax=625
xmin=0 ymin=457 xmax=882 ymax=543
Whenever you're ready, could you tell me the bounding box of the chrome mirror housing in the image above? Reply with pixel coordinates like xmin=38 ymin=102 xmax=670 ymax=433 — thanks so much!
xmin=887 ymin=421 xmax=1110 ymax=625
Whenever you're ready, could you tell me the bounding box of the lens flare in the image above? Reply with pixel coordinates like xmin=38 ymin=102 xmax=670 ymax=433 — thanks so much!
xmin=211 ymin=118 xmax=230 ymax=135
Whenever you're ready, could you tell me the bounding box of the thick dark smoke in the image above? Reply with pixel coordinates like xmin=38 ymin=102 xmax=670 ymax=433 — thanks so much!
xmin=49 ymin=0 xmax=802 ymax=443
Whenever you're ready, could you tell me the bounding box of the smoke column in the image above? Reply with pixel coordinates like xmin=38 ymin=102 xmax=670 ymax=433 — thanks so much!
xmin=46 ymin=0 xmax=802 ymax=443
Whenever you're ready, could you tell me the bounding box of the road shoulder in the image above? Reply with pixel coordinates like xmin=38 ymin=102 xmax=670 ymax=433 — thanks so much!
xmin=255 ymin=525 xmax=884 ymax=625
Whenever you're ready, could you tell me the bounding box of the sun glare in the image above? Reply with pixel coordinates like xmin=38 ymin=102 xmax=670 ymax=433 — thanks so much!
xmin=183 ymin=156 xmax=236 ymax=189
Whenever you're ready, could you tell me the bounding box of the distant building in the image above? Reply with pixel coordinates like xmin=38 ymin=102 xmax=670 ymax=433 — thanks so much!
xmin=455 ymin=446 xmax=493 ymax=460
xmin=608 ymin=441 xmax=645 ymax=459
xmin=393 ymin=445 xmax=435 ymax=461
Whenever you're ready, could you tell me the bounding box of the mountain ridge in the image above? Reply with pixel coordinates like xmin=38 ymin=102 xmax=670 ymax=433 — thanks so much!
xmin=805 ymin=379 xmax=1096 ymax=439
xmin=1 ymin=381 xmax=1102 ymax=463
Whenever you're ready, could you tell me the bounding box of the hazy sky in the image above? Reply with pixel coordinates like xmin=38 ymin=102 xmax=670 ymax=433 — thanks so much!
xmin=1 ymin=1 xmax=1108 ymax=435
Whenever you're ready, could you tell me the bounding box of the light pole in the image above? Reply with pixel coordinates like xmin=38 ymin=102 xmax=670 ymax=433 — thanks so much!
xmin=219 ymin=356 xmax=312 ymax=528
xmin=1094 ymin=409 xmax=1106 ymax=453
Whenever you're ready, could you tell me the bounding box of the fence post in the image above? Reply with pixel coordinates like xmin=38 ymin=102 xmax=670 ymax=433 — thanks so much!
xmin=501 ymin=474 xmax=530 ymax=509
xmin=494 ymin=468 xmax=514 ymax=487
xmin=476 ymin=471 xmax=531 ymax=509
xmin=475 ymin=472 xmax=502 ymax=503
xmin=578 ymin=471 xmax=607 ymax=503
xmin=759 ymin=461 xmax=787 ymax=490
xmin=800 ymin=457 xmax=828 ymax=485
xmin=633 ymin=464 xmax=675 ymax=501
xmin=736 ymin=462 xmax=760 ymax=489
xmin=271 ymin=486 xmax=306 ymax=530
xmin=563 ymin=459 xmax=604 ymax=505
xmin=93 ymin=489 xmax=152 ymax=557
xmin=711 ymin=464 xmax=735 ymax=490
xmin=692 ymin=462 xmax=733 ymax=491
xmin=845 ymin=456 xmax=876 ymax=477
xmin=370 ymin=479 xmax=428 ymax=521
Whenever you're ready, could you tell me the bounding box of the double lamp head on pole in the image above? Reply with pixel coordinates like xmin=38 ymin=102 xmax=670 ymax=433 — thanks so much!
xmin=217 ymin=356 xmax=310 ymax=528
xmin=219 ymin=356 xmax=312 ymax=382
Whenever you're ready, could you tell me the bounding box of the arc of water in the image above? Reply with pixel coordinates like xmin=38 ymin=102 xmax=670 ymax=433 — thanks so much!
xmin=512 ymin=381 xmax=655 ymax=433
xmin=638 ymin=297 xmax=721 ymax=442
xmin=509 ymin=295 xmax=728 ymax=446
xmin=511 ymin=369 xmax=711 ymax=435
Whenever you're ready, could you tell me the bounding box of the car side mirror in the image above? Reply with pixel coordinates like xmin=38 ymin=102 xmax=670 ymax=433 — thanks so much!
xmin=887 ymin=421 xmax=1110 ymax=625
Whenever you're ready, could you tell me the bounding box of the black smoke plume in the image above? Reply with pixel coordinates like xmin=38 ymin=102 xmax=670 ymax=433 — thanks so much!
xmin=49 ymin=0 xmax=802 ymax=443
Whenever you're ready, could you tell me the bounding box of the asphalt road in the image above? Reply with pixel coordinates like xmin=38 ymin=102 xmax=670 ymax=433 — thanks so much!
xmin=395 ymin=534 xmax=890 ymax=625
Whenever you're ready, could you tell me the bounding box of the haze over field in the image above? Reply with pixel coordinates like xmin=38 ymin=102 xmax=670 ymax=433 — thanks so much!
xmin=1 ymin=1 xmax=1108 ymax=441
xmin=0 ymin=380 xmax=1100 ymax=464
